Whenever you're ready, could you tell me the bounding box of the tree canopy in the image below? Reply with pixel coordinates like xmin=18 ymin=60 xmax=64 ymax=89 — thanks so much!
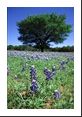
xmin=17 ymin=13 xmax=72 ymax=52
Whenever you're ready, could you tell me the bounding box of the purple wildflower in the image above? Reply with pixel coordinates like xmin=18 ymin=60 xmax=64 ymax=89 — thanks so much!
xmin=44 ymin=67 xmax=48 ymax=75
xmin=53 ymin=90 xmax=61 ymax=99
xmin=30 ymin=79 xmax=38 ymax=93
xmin=30 ymin=65 xmax=37 ymax=80
xmin=46 ymin=69 xmax=52 ymax=80
xmin=44 ymin=67 xmax=52 ymax=80
xmin=44 ymin=67 xmax=55 ymax=80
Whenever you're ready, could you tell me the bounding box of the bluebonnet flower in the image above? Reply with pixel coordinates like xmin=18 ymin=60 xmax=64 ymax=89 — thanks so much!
xmin=53 ymin=90 xmax=61 ymax=99
xmin=44 ymin=67 xmax=51 ymax=80
xmin=30 ymin=79 xmax=38 ymax=93
xmin=44 ymin=67 xmax=48 ymax=75
xmin=30 ymin=65 xmax=37 ymax=80
xmin=46 ymin=69 xmax=52 ymax=80
xmin=44 ymin=67 xmax=55 ymax=80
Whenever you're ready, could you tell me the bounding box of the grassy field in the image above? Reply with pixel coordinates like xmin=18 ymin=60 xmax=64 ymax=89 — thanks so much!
xmin=7 ymin=54 xmax=74 ymax=109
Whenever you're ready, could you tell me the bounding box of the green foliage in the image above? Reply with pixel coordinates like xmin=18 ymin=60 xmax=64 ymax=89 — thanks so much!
xmin=17 ymin=13 xmax=72 ymax=52
xmin=7 ymin=45 xmax=74 ymax=52
xmin=7 ymin=56 xmax=74 ymax=109
xmin=51 ymin=46 xmax=74 ymax=52
xmin=7 ymin=45 xmax=38 ymax=51
xmin=7 ymin=45 xmax=14 ymax=50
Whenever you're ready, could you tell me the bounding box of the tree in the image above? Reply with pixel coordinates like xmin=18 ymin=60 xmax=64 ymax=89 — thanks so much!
xmin=17 ymin=13 xmax=72 ymax=52
xmin=7 ymin=45 xmax=14 ymax=50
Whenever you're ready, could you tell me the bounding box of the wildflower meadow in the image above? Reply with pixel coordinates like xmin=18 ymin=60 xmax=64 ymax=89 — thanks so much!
xmin=7 ymin=51 xmax=74 ymax=109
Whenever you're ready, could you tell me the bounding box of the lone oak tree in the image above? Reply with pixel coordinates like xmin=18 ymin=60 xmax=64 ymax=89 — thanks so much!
xmin=17 ymin=13 xmax=72 ymax=52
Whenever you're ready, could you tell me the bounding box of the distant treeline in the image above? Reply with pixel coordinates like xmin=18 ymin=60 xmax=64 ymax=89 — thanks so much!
xmin=7 ymin=45 xmax=74 ymax=52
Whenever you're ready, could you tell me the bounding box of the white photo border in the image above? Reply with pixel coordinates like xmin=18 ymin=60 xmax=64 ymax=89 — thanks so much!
xmin=0 ymin=0 xmax=81 ymax=116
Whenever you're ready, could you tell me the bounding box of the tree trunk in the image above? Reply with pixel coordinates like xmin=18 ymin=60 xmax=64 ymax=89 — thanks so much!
xmin=41 ymin=46 xmax=44 ymax=52
xmin=39 ymin=40 xmax=44 ymax=52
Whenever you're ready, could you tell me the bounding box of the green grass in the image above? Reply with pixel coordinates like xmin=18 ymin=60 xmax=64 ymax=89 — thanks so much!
xmin=7 ymin=56 xmax=74 ymax=109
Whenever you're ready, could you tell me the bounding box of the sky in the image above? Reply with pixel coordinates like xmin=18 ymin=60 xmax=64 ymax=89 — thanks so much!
xmin=7 ymin=7 xmax=74 ymax=47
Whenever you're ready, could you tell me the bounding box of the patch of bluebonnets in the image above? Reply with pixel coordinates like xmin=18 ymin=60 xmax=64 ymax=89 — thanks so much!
xmin=7 ymin=51 xmax=74 ymax=99
xmin=53 ymin=90 xmax=61 ymax=99
xmin=7 ymin=51 xmax=74 ymax=61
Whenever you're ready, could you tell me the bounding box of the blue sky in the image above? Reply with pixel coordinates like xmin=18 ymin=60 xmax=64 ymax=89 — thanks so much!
xmin=7 ymin=7 xmax=74 ymax=47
